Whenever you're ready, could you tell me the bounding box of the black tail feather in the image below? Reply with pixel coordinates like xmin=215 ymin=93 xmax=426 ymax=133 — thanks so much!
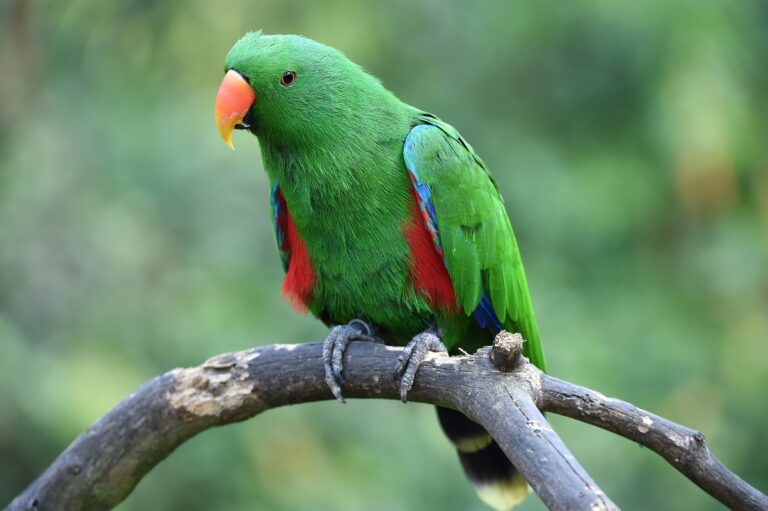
xmin=436 ymin=407 xmax=529 ymax=511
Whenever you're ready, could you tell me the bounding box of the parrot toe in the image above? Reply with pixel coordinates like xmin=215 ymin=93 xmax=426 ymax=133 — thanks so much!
xmin=322 ymin=319 xmax=376 ymax=402
xmin=393 ymin=328 xmax=447 ymax=403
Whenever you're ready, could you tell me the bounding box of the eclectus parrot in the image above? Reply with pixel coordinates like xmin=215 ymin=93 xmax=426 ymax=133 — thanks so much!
xmin=214 ymin=32 xmax=547 ymax=511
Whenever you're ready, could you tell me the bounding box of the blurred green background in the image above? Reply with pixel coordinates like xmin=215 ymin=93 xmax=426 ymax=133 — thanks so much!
xmin=1 ymin=0 xmax=767 ymax=509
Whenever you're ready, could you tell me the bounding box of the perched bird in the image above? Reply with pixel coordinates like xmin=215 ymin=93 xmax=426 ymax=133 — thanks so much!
xmin=215 ymin=32 xmax=547 ymax=510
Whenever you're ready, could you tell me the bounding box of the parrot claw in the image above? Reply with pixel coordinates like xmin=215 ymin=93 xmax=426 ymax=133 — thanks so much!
xmin=322 ymin=319 xmax=376 ymax=402
xmin=393 ymin=328 xmax=447 ymax=403
xmin=332 ymin=367 xmax=345 ymax=385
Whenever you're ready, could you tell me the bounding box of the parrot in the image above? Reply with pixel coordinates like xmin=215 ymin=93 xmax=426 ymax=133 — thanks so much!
xmin=214 ymin=32 xmax=547 ymax=511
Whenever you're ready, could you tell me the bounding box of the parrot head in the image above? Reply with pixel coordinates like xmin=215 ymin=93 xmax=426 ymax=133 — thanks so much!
xmin=215 ymin=31 xmax=379 ymax=149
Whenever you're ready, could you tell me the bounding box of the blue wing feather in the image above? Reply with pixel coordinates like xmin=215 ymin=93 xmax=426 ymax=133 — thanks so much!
xmin=270 ymin=182 xmax=288 ymax=271
xmin=405 ymin=125 xmax=444 ymax=258
xmin=472 ymin=293 xmax=503 ymax=333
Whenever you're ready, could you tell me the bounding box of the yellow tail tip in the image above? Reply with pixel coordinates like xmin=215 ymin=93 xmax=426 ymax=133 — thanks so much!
xmin=474 ymin=472 xmax=530 ymax=511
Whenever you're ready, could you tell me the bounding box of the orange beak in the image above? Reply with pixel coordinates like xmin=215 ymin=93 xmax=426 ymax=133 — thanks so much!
xmin=215 ymin=70 xmax=256 ymax=149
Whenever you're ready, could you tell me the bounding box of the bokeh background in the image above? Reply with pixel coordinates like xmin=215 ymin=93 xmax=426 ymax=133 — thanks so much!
xmin=1 ymin=1 xmax=767 ymax=509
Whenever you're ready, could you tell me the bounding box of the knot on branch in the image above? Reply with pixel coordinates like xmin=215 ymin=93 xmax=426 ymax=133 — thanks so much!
xmin=490 ymin=331 xmax=524 ymax=371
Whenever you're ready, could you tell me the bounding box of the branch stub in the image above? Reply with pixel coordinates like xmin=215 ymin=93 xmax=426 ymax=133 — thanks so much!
xmin=490 ymin=330 xmax=524 ymax=371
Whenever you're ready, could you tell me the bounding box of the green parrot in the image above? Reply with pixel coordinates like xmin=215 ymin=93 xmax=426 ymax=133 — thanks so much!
xmin=215 ymin=32 xmax=547 ymax=511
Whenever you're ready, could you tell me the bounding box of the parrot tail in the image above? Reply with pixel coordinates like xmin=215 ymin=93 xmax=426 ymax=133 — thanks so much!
xmin=436 ymin=407 xmax=529 ymax=511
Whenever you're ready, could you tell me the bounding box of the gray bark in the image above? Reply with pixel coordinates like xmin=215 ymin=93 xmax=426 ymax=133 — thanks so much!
xmin=6 ymin=336 xmax=767 ymax=511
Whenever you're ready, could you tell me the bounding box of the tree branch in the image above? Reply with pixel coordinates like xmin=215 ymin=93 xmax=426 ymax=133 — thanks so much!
xmin=6 ymin=339 xmax=766 ymax=511
xmin=540 ymin=375 xmax=768 ymax=510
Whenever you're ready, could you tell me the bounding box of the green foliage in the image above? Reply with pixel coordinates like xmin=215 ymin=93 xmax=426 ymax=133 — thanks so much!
xmin=1 ymin=1 xmax=767 ymax=509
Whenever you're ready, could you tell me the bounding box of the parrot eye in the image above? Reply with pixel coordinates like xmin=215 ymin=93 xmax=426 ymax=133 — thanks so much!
xmin=280 ymin=71 xmax=297 ymax=87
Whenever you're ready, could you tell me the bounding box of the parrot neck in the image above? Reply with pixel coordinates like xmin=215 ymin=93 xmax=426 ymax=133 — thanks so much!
xmin=258 ymin=133 xmax=403 ymax=220
xmin=256 ymin=96 xmax=416 ymax=204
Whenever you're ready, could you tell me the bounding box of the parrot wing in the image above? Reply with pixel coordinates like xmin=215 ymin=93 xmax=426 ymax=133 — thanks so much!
xmin=404 ymin=115 xmax=546 ymax=371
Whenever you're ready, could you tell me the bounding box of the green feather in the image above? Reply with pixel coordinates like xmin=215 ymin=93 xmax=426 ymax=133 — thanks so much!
xmin=224 ymin=32 xmax=546 ymax=370
xmin=403 ymin=115 xmax=546 ymax=371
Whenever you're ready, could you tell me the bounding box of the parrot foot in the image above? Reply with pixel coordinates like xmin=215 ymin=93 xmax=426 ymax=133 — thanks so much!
xmin=392 ymin=328 xmax=447 ymax=403
xmin=322 ymin=319 xmax=378 ymax=403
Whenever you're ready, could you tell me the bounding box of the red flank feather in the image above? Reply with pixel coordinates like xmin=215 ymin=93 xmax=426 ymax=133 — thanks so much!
xmin=405 ymin=193 xmax=458 ymax=312
xmin=279 ymin=195 xmax=316 ymax=312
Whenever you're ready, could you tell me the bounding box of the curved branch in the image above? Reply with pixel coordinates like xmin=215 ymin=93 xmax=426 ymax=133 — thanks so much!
xmin=540 ymin=375 xmax=768 ymax=510
xmin=4 ymin=341 xmax=612 ymax=511
xmin=5 ymin=340 xmax=766 ymax=511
